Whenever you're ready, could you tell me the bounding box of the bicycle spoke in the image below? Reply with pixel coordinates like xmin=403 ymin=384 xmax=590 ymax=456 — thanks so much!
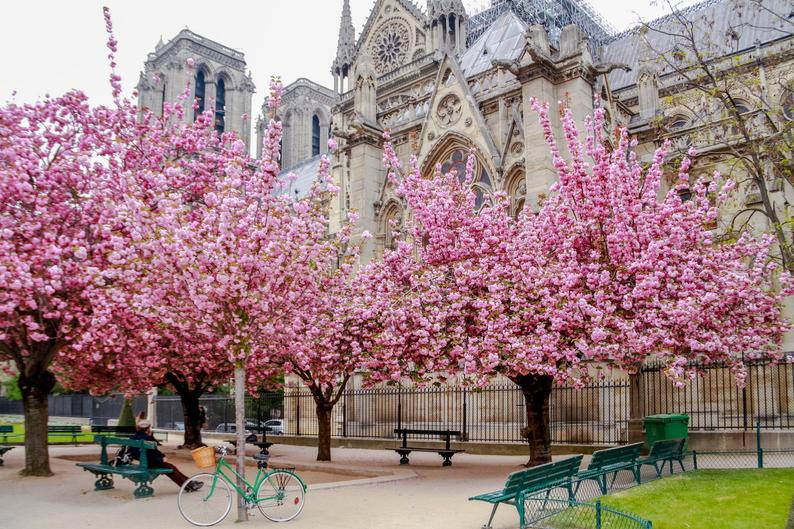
xmin=256 ymin=470 xmax=306 ymax=522
xmin=178 ymin=473 xmax=233 ymax=527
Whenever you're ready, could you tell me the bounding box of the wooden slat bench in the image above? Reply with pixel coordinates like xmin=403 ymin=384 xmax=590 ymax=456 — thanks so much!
xmin=638 ymin=438 xmax=687 ymax=477
xmin=469 ymin=455 xmax=583 ymax=529
xmin=76 ymin=436 xmax=172 ymax=498
xmin=574 ymin=442 xmax=644 ymax=495
xmin=48 ymin=425 xmax=83 ymax=444
xmin=91 ymin=425 xmax=137 ymax=437
xmin=0 ymin=446 xmax=14 ymax=466
xmin=391 ymin=428 xmax=465 ymax=467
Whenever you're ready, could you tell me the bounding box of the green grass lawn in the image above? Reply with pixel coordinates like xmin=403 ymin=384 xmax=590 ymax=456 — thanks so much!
xmin=1 ymin=422 xmax=95 ymax=444
xmin=602 ymin=469 xmax=794 ymax=529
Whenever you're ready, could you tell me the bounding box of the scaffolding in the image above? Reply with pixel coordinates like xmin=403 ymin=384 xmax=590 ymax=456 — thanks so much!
xmin=466 ymin=0 xmax=615 ymax=47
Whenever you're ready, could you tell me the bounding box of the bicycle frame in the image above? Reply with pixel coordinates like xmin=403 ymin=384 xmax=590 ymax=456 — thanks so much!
xmin=205 ymin=457 xmax=305 ymax=505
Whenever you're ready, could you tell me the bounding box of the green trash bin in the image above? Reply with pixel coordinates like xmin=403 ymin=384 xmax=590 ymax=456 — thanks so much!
xmin=643 ymin=414 xmax=689 ymax=451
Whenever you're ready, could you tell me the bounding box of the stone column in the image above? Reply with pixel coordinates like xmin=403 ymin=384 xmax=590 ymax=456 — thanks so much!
xmin=147 ymin=388 xmax=158 ymax=428
xmin=348 ymin=137 xmax=383 ymax=264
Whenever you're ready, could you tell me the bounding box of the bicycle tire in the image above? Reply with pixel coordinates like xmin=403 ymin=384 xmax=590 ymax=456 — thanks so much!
xmin=178 ymin=472 xmax=233 ymax=527
xmin=255 ymin=469 xmax=306 ymax=522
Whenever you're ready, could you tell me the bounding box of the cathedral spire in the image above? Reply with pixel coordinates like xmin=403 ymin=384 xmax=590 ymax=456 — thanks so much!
xmin=332 ymin=0 xmax=356 ymax=94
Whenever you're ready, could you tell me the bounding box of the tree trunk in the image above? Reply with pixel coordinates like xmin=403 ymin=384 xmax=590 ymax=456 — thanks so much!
xmin=315 ymin=401 xmax=333 ymax=462
xmin=234 ymin=366 xmax=248 ymax=522
xmin=178 ymin=390 xmax=204 ymax=449
xmin=18 ymin=369 xmax=56 ymax=476
xmin=512 ymin=373 xmax=554 ymax=467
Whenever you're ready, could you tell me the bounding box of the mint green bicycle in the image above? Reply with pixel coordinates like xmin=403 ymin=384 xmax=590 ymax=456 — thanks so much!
xmin=178 ymin=446 xmax=306 ymax=526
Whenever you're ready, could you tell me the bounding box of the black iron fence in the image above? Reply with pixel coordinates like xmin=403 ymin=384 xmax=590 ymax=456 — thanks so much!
xmin=2 ymin=358 xmax=791 ymax=445
xmin=0 ymin=394 xmax=146 ymax=425
xmin=155 ymin=380 xmax=630 ymax=445
xmin=641 ymin=357 xmax=794 ymax=431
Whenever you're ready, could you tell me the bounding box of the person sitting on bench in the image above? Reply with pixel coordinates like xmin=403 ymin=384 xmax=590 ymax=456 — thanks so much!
xmin=130 ymin=420 xmax=203 ymax=492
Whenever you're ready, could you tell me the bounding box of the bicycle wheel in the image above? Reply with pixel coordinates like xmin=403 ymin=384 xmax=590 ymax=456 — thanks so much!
xmin=256 ymin=470 xmax=306 ymax=522
xmin=178 ymin=473 xmax=233 ymax=527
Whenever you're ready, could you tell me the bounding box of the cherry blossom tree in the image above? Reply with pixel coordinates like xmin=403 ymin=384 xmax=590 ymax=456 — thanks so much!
xmin=107 ymin=75 xmax=344 ymax=519
xmin=264 ymin=214 xmax=374 ymax=462
xmin=0 ymin=93 xmax=128 ymax=476
xmin=366 ymin=102 xmax=791 ymax=467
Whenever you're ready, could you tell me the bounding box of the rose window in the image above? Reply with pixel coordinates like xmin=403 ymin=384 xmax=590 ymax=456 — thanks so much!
xmin=371 ymin=21 xmax=411 ymax=75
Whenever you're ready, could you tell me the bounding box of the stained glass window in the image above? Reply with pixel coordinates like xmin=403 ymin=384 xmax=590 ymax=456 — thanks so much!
xmin=312 ymin=115 xmax=321 ymax=157
xmin=438 ymin=149 xmax=491 ymax=211
xmin=194 ymin=70 xmax=205 ymax=122
xmin=215 ymin=78 xmax=226 ymax=135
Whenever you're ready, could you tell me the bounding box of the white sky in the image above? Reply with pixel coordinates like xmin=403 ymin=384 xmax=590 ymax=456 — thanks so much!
xmin=0 ymin=0 xmax=696 ymax=110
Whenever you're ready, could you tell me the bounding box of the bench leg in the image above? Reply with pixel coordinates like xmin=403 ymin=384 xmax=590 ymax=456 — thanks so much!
xmin=0 ymin=457 xmax=4 ymax=467
xmin=94 ymin=474 xmax=114 ymax=491
xmin=134 ymin=482 xmax=155 ymax=499
xmin=398 ymin=451 xmax=410 ymax=465
xmin=441 ymin=453 xmax=453 ymax=467
xmin=482 ymin=503 xmax=499 ymax=529
xmin=541 ymin=488 xmax=552 ymax=511
xmin=677 ymin=457 xmax=686 ymax=473
xmin=597 ymin=474 xmax=607 ymax=495
xmin=573 ymin=479 xmax=582 ymax=497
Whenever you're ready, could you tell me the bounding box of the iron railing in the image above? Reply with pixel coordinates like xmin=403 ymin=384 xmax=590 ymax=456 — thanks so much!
xmin=154 ymin=380 xmax=629 ymax=445
xmin=641 ymin=357 xmax=794 ymax=431
xmin=2 ymin=358 xmax=791 ymax=446
xmin=0 ymin=394 xmax=146 ymax=425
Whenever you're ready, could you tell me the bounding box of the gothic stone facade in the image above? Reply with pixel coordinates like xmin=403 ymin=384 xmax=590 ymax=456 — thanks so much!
xmin=275 ymin=0 xmax=794 ymax=442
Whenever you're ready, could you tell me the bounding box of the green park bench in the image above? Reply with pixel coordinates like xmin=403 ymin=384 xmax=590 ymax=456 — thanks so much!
xmin=77 ymin=436 xmax=172 ymax=499
xmin=0 ymin=446 xmax=14 ymax=466
xmin=469 ymin=455 xmax=583 ymax=529
xmin=638 ymin=438 xmax=687 ymax=477
xmin=91 ymin=425 xmax=136 ymax=437
xmin=0 ymin=425 xmax=21 ymax=443
xmin=392 ymin=428 xmax=465 ymax=466
xmin=48 ymin=425 xmax=83 ymax=443
xmin=574 ymin=442 xmax=644 ymax=496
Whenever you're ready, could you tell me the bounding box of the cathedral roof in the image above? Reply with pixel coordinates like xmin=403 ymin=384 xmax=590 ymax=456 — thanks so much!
xmin=278 ymin=155 xmax=324 ymax=200
xmin=602 ymin=0 xmax=793 ymax=91
xmin=460 ymin=10 xmax=527 ymax=78
xmin=467 ymin=0 xmax=613 ymax=48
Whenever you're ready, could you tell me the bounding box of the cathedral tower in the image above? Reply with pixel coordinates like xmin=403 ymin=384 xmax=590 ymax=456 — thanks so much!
xmin=137 ymin=29 xmax=255 ymax=152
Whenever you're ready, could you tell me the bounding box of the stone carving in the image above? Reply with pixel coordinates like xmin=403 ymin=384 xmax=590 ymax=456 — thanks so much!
xmin=370 ymin=20 xmax=411 ymax=75
xmin=436 ymin=94 xmax=462 ymax=127
xmin=510 ymin=141 xmax=524 ymax=155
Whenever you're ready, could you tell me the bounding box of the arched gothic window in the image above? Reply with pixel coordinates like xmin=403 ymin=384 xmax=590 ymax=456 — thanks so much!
xmin=438 ymin=148 xmax=492 ymax=211
xmin=506 ymin=169 xmax=527 ymax=218
xmin=312 ymin=115 xmax=321 ymax=157
xmin=380 ymin=202 xmax=403 ymax=252
xmin=669 ymin=115 xmax=689 ymax=130
xmin=194 ymin=70 xmax=206 ymax=121
xmin=215 ymin=77 xmax=226 ymax=135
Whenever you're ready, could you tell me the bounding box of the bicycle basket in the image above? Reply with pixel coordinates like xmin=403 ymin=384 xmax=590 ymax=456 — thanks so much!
xmin=190 ymin=446 xmax=216 ymax=468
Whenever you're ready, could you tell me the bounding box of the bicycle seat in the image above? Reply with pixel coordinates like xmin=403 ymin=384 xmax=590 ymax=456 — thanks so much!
xmin=252 ymin=453 xmax=269 ymax=461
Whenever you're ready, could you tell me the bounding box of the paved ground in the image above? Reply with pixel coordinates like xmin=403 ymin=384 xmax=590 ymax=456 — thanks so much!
xmin=0 ymin=438 xmax=557 ymax=529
